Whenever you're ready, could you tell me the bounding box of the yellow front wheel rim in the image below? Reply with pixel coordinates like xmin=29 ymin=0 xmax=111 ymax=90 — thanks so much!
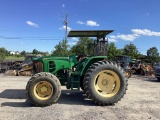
xmin=34 ymin=81 xmax=53 ymax=100
xmin=94 ymin=70 xmax=120 ymax=98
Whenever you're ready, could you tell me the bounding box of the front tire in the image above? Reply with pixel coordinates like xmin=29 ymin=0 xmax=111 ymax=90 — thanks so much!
xmin=26 ymin=72 xmax=61 ymax=107
xmin=83 ymin=61 xmax=128 ymax=105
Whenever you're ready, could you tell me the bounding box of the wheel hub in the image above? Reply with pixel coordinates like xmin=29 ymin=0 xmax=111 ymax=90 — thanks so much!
xmin=101 ymin=79 xmax=109 ymax=86
xmin=94 ymin=70 xmax=120 ymax=97
xmin=34 ymin=81 xmax=53 ymax=100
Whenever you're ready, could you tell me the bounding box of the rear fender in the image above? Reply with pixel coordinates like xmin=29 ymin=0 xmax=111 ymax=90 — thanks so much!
xmin=76 ymin=56 xmax=107 ymax=76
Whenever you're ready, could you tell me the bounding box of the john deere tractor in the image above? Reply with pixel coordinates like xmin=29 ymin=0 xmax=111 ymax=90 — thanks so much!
xmin=26 ymin=30 xmax=128 ymax=107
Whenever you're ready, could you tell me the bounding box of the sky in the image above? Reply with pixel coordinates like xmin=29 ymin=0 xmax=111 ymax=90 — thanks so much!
xmin=0 ymin=0 xmax=160 ymax=55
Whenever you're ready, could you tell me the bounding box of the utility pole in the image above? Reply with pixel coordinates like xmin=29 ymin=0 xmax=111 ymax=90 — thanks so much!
xmin=64 ymin=13 xmax=68 ymax=39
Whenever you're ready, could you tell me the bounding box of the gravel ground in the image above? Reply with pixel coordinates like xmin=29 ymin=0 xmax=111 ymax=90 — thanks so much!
xmin=0 ymin=74 xmax=160 ymax=120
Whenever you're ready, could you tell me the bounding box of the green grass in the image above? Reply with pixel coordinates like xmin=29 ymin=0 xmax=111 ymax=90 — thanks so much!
xmin=5 ymin=56 xmax=25 ymax=61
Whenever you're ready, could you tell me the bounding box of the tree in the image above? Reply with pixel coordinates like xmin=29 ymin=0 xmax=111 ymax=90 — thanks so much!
xmin=0 ymin=47 xmax=7 ymax=62
xmin=20 ymin=50 xmax=26 ymax=56
xmin=71 ymin=37 xmax=94 ymax=56
xmin=122 ymin=43 xmax=140 ymax=59
xmin=32 ymin=49 xmax=39 ymax=54
xmin=107 ymin=43 xmax=121 ymax=60
xmin=52 ymin=39 xmax=70 ymax=56
xmin=147 ymin=47 xmax=159 ymax=63
xmin=39 ymin=51 xmax=49 ymax=56
xmin=117 ymin=49 xmax=124 ymax=55
xmin=157 ymin=56 xmax=160 ymax=62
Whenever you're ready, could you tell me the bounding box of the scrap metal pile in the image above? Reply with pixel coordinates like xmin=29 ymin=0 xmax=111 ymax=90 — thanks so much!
xmin=0 ymin=54 xmax=42 ymax=76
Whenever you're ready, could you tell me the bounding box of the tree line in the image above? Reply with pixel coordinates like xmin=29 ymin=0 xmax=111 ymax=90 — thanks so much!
xmin=0 ymin=37 xmax=160 ymax=63
xmin=0 ymin=48 xmax=49 ymax=62
xmin=51 ymin=37 xmax=160 ymax=63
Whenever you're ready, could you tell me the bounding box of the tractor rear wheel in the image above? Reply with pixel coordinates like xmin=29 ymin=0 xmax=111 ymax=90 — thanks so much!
xmin=83 ymin=61 xmax=128 ymax=105
xmin=26 ymin=72 xmax=61 ymax=107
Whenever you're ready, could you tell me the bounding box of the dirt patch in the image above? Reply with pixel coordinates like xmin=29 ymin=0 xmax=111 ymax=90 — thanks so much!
xmin=0 ymin=74 xmax=160 ymax=120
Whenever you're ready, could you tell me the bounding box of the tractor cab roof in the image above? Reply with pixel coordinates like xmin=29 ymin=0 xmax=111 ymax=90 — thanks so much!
xmin=67 ymin=30 xmax=114 ymax=38
xmin=68 ymin=30 xmax=114 ymax=56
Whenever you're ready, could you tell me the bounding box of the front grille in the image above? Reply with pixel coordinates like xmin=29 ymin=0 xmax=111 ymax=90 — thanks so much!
xmin=49 ymin=61 xmax=56 ymax=72
xmin=33 ymin=61 xmax=44 ymax=73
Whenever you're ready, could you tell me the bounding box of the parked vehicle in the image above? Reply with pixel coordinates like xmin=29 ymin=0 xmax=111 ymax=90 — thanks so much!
xmin=4 ymin=54 xmax=42 ymax=76
xmin=131 ymin=59 xmax=154 ymax=76
xmin=26 ymin=30 xmax=128 ymax=107
xmin=153 ymin=62 xmax=160 ymax=81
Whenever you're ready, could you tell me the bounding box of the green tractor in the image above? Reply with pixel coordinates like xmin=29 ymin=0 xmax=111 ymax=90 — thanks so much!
xmin=26 ymin=30 xmax=128 ymax=107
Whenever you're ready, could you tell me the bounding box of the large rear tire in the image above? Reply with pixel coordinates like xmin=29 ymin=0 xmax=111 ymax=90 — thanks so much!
xmin=83 ymin=61 xmax=128 ymax=105
xmin=26 ymin=72 xmax=61 ymax=107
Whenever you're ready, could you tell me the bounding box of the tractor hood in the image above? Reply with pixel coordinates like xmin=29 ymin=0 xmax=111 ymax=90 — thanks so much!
xmin=33 ymin=56 xmax=69 ymax=61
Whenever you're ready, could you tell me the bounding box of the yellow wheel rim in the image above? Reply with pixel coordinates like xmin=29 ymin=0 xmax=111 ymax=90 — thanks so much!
xmin=34 ymin=81 xmax=53 ymax=100
xmin=126 ymin=71 xmax=130 ymax=78
xmin=94 ymin=70 xmax=120 ymax=98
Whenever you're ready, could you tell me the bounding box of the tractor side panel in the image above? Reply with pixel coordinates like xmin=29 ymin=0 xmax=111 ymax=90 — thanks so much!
xmin=42 ymin=59 xmax=74 ymax=85
xmin=48 ymin=60 xmax=70 ymax=73
xmin=33 ymin=55 xmax=78 ymax=85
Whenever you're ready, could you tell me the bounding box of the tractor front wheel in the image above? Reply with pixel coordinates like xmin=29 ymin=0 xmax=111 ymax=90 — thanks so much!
xmin=83 ymin=61 xmax=128 ymax=105
xmin=26 ymin=72 xmax=61 ymax=107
